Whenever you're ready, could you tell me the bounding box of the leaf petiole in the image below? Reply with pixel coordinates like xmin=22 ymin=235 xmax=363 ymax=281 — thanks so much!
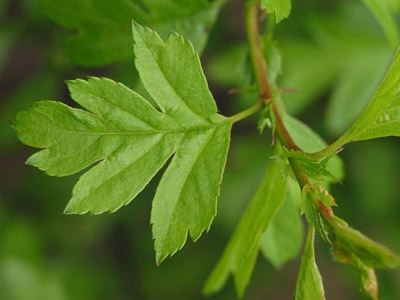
xmin=228 ymin=102 xmax=262 ymax=123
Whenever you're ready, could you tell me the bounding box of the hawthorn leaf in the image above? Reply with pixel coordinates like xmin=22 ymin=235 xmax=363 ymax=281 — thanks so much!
xmin=14 ymin=24 xmax=232 ymax=263
xmin=293 ymin=227 xmax=326 ymax=300
xmin=40 ymin=0 xmax=225 ymax=66
xmin=327 ymin=47 xmax=400 ymax=151
xmin=259 ymin=180 xmax=303 ymax=269
xmin=261 ymin=0 xmax=291 ymax=23
xmin=203 ymin=155 xmax=288 ymax=297
xmin=361 ymin=0 xmax=399 ymax=47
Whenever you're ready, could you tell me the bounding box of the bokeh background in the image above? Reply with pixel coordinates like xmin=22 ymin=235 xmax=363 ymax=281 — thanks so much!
xmin=1 ymin=0 xmax=400 ymax=299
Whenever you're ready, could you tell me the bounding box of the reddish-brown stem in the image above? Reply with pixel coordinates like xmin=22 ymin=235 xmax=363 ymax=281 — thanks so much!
xmin=271 ymin=103 xmax=301 ymax=151
xmin=244 ymin=0 xmax=300 ymax=152
xmin=244 ymin=0 xmax=271 ymax=102
xmin=244 ymin=0 xmax=307 ymax=187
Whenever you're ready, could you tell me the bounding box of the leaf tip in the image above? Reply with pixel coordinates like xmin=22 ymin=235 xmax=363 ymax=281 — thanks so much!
xmin=155 ymin=252 xmax=167 ymax=266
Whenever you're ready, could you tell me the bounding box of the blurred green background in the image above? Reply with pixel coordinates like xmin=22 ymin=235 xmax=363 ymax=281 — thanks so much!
xmin=0 ymin=0 xmax=399 ymax=299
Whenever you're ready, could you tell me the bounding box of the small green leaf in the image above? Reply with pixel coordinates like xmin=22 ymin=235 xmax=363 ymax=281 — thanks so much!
xmin=258 ymin=107 xmax=271 ymax=133
xmin=203 ymin=154 xmax=288 ymax=297
xmin=14 ymin=24 xmax=232 ymax=263
xmin=361 ymin=0 xmax=399 ymax=47
xmin=285 ymin=150 xmax=339 ymax=182
xmin=285 ymin=115 xmax=344 ymax=184
xmin=293 ymin=227 xmax=326 ymax=300
xmin=331 ymin=217 xmax=400 ymax=269
xmin=261 ymin=0 xmax=291 ymax=23
xmin=301 ymin=184 xmax=336 ymax=243
xmin=40 ymin=0 xmax=225 ymax=66
xmin=259 ymin=180 xmax=303 ymax=269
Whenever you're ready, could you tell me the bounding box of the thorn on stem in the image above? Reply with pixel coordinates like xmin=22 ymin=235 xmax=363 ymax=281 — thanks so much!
xmin=228 ymin=88 xmax=241 ymax=95
xmin=278 ymin=87 xmax=298 ymax=94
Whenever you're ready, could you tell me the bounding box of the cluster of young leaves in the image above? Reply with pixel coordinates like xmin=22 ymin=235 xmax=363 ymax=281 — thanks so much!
xmin=300 ymin=183 xmax=400 ymax=299
xmin=288 ymin=45 xmax=400 ymax=299
xmin=14 ymin=23 xmax=235 ymax=263
xmin=40 ymin=0 xmax=225 ymax=66
xmin=204 ymin=1 xmax=400 ymax=298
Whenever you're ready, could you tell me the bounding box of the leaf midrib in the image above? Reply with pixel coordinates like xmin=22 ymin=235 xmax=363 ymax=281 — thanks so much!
xmin=39 ymin=124 xmax=225 ymax=136
xmin=34 ymin=106 xmax=228 ymax=136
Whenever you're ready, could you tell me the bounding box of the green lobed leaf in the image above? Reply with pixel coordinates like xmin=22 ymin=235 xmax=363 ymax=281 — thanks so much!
xmin=40 ymin=0 xmax=225 ymax=66
xmin=293 ymin=227 xmax=326 ymax=300
xmin=14 ymin=23 xmax=232 ymax=263
xmin=203 ymin=154 xmax=288 ymax=297
xmin=259 ymin=180 xmax=303 ymax=269
xmin=361 ymin=0 xmax=399 ymax=47
xmin=261 ymin=0 xmax=291 ymax=23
